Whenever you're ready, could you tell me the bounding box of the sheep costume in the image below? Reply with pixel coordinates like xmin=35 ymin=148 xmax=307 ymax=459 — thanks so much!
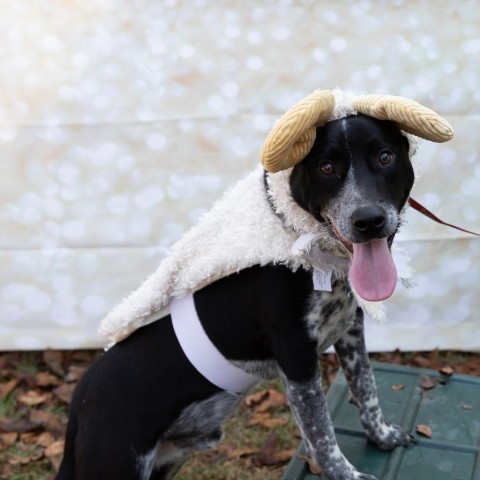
xmin=100 ymin=89 xmax=453 ymax=345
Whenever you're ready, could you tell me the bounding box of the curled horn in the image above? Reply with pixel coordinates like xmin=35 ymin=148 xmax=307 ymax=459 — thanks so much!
xmin=352 ymin=94 xmax=454 ymax=143
xmin=261 ymin=90 xmax=335 ymax=173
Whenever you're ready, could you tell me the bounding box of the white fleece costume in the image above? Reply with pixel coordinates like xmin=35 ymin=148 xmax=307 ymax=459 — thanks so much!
xmin=99 ymin=89 xmax=453 ymax=344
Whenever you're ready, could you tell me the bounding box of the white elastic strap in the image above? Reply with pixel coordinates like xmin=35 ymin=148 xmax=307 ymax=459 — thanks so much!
xmin=170 ymin=294 xmax=258 ymax=393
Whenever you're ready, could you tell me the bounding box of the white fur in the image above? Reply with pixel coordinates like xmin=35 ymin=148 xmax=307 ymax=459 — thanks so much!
xmin=99 ymin=90 xmax=416 ymax=343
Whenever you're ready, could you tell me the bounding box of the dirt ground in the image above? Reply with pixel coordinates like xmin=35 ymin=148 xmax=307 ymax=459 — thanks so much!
xmin=1 ymin=349 xmax=479 ymax=480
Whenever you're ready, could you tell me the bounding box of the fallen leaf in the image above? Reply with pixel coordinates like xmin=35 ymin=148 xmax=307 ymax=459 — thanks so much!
xmin=260 ymin=417 xmax=288 ymax=428
xmin=297 ymin=454 xmax=322 ymax=475
xmin=255 ymin=432 xmax=279 ymax=466
xmin=65 ymin=365 xmax=88 ymax=383
xmin=462 ymin=403 xmax=473 ymax=410
xmin=36 ymin=431 xmax=55 ymax=447
xmin=43 ymin=350 xmax=64 ymax=376
xmin=53 ymin=383 xmax=75 ymax=404
xmin=35 ymin=371 xmax=61 ymax=387
xmin=8 ymin=455 xmax=32 ymax=465
xmin=419 ymin=376 xmax=437 ymax=390
xmin=245 ymin=411 xmax=272 ymax=427
xmin=413 ymin=354 xmax=432 ymax=369
xmin=44 ymin=440 xmax=65 ymax=458
xmin=227 ymin=448 xmax=259 ymax=459
xmin=439 ymin=366 xmax=454 ymax=376
xmin=273 ymin=449 xmax=296 ymax=462
xmin=245 ymin=389 xmax=287 ymax=413
xmin=429 ymin=349 xmax=440 ymax=368
xmin=29 ymin=409 xmax=63 ymax=433
xmin=21 ymin=432 xmax=40 ymax=444
xmin=244 ymin=390 xmax=270 ymax=408
xmin=246 ymin=412 xmax=288 ymax=428
xmin=416 ymin=424 xmax=432 ymax=438
xmin=255 ymin=390 xmax=288 ymax=413
xmin=391 ymin=384 xmax=405 ymax=391
xmin=0 ymin=379 xmax=18 ymax=400
xmin=17 ymin=390 xmax=50 ymax=406
xmin=0 ymin=418 xmax=43 ymax=434
xmin=0 ymin=432 xmax=18 ymax=449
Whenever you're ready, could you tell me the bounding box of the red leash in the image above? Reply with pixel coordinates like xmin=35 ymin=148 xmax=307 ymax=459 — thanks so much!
xmin=408 ymin=198 xmax=480 ymax=237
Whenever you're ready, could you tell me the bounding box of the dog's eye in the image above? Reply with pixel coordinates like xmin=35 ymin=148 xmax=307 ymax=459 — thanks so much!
xmin=379 ymin=151 xmax=394 ymax=166
xmin=320 ymin=161 xmax=335 ymax=175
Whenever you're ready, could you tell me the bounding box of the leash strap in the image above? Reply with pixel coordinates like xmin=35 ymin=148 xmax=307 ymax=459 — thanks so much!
xmin=408 ymin=198 xmax=480 ymax=237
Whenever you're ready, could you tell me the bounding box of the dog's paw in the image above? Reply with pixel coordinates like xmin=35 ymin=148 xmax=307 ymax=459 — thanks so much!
xmin=368 ymin=422 xmax=411 ymax=451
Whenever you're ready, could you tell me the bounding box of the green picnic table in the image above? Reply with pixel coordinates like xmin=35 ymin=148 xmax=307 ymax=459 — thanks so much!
xmin=281 ymin=362 xmax=480 ymax=480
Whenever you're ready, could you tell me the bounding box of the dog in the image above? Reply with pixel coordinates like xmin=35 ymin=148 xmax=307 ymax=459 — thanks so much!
xmin=57 ymin=114 xmax=414 ymax=480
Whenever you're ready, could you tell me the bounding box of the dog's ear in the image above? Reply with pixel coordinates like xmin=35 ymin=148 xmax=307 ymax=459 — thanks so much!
xmin=353 ymin=95 xmax=453 ymax=143
xmin=289 ymin=162 xmax=312 ymax=214
xmin=261 ymin=90 xmax=335 ymax=173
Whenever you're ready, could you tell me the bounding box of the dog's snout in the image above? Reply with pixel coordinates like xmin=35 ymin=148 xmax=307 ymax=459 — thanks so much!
xmin=351 ymin=206 xmax=386 ymax=236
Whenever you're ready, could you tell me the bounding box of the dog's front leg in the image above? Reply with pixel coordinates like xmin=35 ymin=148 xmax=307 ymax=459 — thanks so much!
xmin=334 ymin=307 xmax=411 ymax=451
xmin=282 ymin=369 xmax=377 ymax=480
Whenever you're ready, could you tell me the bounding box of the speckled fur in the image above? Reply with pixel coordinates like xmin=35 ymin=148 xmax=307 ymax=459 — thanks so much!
xmin=283 ymin=280 xmax=409 ymax=480
xmin=60 ymin=114 xmax=414 ymax=480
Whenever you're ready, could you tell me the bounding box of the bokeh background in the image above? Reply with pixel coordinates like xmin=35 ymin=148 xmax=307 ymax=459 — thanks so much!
xmin=1 ymin=0 xmax=479 ymax=351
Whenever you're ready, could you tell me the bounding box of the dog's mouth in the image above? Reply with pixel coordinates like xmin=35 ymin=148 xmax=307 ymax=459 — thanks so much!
xmin=331 ymin=224 xmax=397 ymax=302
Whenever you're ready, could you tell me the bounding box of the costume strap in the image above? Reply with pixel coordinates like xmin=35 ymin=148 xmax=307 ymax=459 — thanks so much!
xmin=170 ymin=294 xmax=259 ymax=393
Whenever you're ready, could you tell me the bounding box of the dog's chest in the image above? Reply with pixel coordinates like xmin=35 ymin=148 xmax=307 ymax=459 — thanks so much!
xmin=305 ymin=279 xmax=357 ymax=352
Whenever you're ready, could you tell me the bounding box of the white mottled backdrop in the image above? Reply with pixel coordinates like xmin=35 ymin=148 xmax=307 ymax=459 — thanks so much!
xmin=1 ymin=0 xmax=479 ymax=351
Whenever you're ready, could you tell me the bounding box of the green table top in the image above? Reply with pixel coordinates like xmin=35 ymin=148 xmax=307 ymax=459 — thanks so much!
xmin=281 ymin=362 xmax=480 ymax=480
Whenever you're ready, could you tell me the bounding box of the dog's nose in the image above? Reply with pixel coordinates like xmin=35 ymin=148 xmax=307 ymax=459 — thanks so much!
xmin=351 ymin=206 xmax=386 ymax=235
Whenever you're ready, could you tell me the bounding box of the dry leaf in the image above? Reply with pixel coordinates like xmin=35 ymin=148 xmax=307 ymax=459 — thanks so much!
xmin=245 ymin=389 xmax=287 ymax=413
xmin=244 ymin=390 xmax=270 ymax=408
xmin=391 ymin=384 xmax=405 ymax=391
xmin=35 ymin=371 xmax=61 ymax=387
xmin=0 ymin=432 xmax=18 ymax=449
xmin=273 ymin=449 xmax=296 ymax=462
xmin=36 ymin=431 xmax=55 ymax=447
xmin=65 ymin=365 xmax=88 ymax=383
xmin=0 ymin=379 xmax=18 ymax=400
xmin=462 ymin=403 xmax=473 ymax=410
xmin=17 ymin=390 xmax=50 ymax=406
xmin=8 ymin=455 xmax=32 ymax=466
xmin=245 ymin=411 xmax=272 ymax=426
xmin=53 ymin=383 xmax=75 ymax=404
xmin=297 ymin=454 xmax=322 ymax=474
xmin=416 ymin=424 xmax=432 ymax=438
xmin=227 ymin=448 xmax=259 ymax=460
xmin=261 ymin=417 xmax=288 ymax=428
xmin=255 ymin=432 xmax=278 ymax=466
xmin=21 ymin=432 xmax=40 ymax=444
xmin=0 ymin=418 xmax=43 ymax=434
xmin=30 ymin=409 xmax=63 ymax=433
xmin=439 ymin=366 xmax=454 ymax=376
xmin=43 ymin=350 xmax=64 ymax=376
xmin=419 ymin=376 xmax=437 ymax=390
xmin=413 ymin=354 xmax=432 ymax=369
xmin=44 ymin=440 xmax=65 ymax=458
xmin=255 ymin=390 xmax=288 ymax=413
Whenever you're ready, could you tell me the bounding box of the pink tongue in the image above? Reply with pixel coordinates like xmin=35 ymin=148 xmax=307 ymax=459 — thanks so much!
xmin=349 ymin=238 xmax=397 ymax=302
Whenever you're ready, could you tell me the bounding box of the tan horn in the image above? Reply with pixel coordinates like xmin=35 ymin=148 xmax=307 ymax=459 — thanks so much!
xmin=352 ymin=94 xmax=454 ymax=143
xmin=261 ymin=90 xmax=335 ymax=173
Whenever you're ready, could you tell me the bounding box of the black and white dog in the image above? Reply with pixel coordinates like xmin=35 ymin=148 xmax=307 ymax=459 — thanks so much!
xmin=57 ymin=114 xmax=414 ymax=480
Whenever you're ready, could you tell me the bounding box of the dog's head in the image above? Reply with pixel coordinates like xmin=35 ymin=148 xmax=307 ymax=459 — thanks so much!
xmin=289 ymin=115 xmax=414 ymax=301
xmin=261 ymin=90 xmax=453 ymax=302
